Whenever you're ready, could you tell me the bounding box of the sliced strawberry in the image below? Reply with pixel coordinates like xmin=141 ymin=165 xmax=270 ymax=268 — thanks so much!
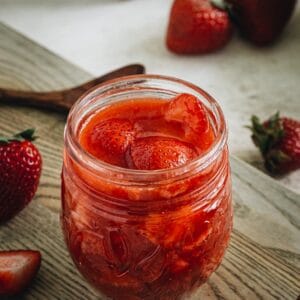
xmin=165 ymin=94 xmax=214 ymax=152
xmin=0 ymin=250 xmax=41 ymax=296
xmin=127 ymin=136 xmax=197 ymax=170
xmin=84 ymin=118 xmax=135 ymax=167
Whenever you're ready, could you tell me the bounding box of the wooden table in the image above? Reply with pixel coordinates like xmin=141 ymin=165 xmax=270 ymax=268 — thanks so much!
xmin=0 ymin=23 xmax=299 ymax=300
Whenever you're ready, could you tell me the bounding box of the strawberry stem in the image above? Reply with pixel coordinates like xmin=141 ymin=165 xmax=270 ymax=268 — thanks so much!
xmin=248 ymin=112 xmax=290 ymax=173
xmin=249 ymin=112 xmax=284 ymax=155
xmin=14 ymin=128 xmax=37 ymax=141
xmin=0 ymin=128 xmax=37 ymax=144
xmin=265 ymin=149 xmax=291 ymax=173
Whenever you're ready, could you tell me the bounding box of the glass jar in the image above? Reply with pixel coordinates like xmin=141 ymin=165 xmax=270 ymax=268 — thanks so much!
xmin=61 ymin=75 xmax=232 ymax=300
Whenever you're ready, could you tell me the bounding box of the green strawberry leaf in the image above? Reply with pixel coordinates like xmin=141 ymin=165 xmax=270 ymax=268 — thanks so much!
xmin=0 ymin=128 xmax=37 ymax=144
xmin=0 ymin=137 xmax=9 ymax=144
xmin=248 ymin=112 xmax=292 ymax=174
xmin=211 ymin=0 xmax=227 ymax=10
xmin=14 ymin=128 xmax=37 ymax=141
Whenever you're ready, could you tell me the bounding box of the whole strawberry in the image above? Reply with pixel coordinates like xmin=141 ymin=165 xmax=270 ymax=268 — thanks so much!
xmin=225 ymin=0 xmax=297 ymax=45
xmin=249 ymin=113 xmax=300 ymax=174
xmin=166 ymin=0 xmax=233 ymax=54
xmin=0 ymin=129 xmax=42 ymax=223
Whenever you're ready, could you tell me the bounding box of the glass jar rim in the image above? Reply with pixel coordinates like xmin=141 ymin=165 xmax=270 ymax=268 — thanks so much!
xmin=65 ymin=74 xmax=228 ymax=184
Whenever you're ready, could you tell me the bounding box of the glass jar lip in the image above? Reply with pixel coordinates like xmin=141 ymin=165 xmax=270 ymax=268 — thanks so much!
xmin=65 ymin=74 xmax=228 ymax=183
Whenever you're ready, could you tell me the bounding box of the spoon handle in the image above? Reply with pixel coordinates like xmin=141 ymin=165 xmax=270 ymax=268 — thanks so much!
xmin=0 ymin=64 xmax=145 ymax=112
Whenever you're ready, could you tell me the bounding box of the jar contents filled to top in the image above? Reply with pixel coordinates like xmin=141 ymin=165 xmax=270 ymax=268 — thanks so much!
xmin=62 ymin=75 xmax=232 ymax=300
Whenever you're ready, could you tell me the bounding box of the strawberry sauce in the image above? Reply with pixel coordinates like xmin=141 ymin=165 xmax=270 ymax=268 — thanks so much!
xmin=79 ymin=94 xmax=214 ymax=170
xmin=62 ymin=83 xmax=232 ymax=300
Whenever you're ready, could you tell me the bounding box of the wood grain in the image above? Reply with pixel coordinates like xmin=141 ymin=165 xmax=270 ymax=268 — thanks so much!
xmin=0 ymin=22 xmax=299 ymax=299
xmin=0 ymin=64 xmax=145 ymax=111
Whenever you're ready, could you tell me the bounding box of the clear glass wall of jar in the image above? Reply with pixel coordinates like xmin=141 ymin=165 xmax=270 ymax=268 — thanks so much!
xmin=61 ymin=75 xmax=233 ymax=300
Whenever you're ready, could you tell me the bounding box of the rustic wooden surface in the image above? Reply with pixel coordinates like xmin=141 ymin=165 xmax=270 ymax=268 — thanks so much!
xmin=0 ymin=22 xmax=299 ymax=300
xmin=0 ymin=64 xmax=145 ymax=111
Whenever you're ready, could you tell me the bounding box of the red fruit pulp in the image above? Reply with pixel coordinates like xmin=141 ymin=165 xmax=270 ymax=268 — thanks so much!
xmin=62 ymin=93 xmax=232 ymax=299
xmin=83 ymin=118 xmax=135 ymax=167
xmin=127 ymin=136 xmax=198 ymax=170
xmin=0 ymin=250 xmax=41 ymax=296
xmin=80 ymin=94 xmax=214 ymax=168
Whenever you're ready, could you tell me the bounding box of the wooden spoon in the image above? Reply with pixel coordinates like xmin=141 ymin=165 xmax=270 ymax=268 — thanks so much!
xmin=0 ymin=64 xmax=145 ymax=112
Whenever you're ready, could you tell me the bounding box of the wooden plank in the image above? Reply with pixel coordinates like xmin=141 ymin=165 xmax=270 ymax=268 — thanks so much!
xmin=230 ymin=157 xmax=300 ymax=268
xmin=0 ymin=22 xmax=299 ymax=299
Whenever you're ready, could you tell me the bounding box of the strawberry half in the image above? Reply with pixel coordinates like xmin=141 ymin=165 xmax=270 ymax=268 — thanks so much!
xmin=0 ymin=250 xmax=41 ymax=296
xmin=83 ymin=118 xmax=135 ymax=167
xmin=249 ymin=112 xmax=300 ymax=174
xmin=165 ymin=93 xmax=214 ymax=152
xmin=0 ymin=129 xmax=42 ymax=223
xmin=127 ymin=136 xmax=198 ymax=170
xmin=166 ymin=0 xmax=233 ymax=54
xmin=225 ymin=0 xmax=297 ymax=45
